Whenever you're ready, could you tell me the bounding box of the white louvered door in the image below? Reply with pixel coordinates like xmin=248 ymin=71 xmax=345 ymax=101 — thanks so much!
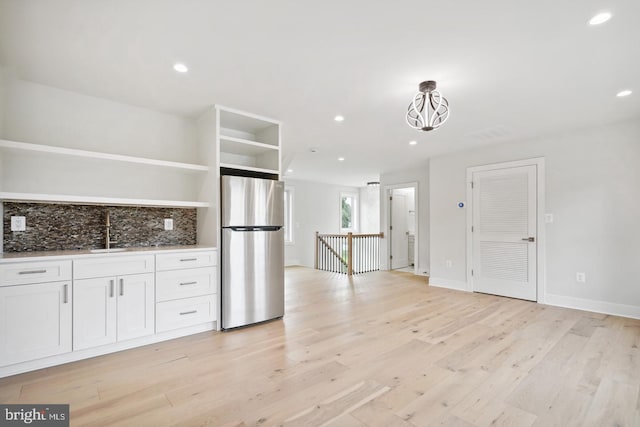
xmin=472 ymin=165 xmax=537 ymax=301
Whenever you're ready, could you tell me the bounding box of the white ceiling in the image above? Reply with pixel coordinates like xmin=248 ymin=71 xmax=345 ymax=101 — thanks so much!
xmin=1 ymin=0 xmax=639 ymax=187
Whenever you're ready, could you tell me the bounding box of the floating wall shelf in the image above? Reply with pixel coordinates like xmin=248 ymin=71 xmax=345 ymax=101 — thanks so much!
xmin=0 ymin=192 xmax=210 ymax=208
xmin=0 ymin=139 xmax=209 ymax=172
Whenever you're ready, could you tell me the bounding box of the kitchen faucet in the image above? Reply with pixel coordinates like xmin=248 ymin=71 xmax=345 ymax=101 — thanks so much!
xmin=105 ymin=210 xmax=118 ymax=250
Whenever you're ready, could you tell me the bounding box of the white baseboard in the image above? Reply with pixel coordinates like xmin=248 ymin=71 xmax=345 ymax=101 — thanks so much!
xmin=545 ymin=293 xmax=640 ymax=320
xmin=429 ymin=277 xmax=469 ymax=292
xmin=285 ymin=259 xmax=301 ymax=267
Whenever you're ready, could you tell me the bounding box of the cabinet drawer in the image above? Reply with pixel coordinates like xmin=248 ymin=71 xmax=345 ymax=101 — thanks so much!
xmin=156 ymin=267 xmax=216 ymax=302
xmin=156 ymin=295 xmax=216 ymax=332
xmin=0 ymin=260 xmax=72 ymax=286
xmin=74 ymin=255 xmax=154 ymax=279
xmin=156 ymin=251 xmax=216 ymax=271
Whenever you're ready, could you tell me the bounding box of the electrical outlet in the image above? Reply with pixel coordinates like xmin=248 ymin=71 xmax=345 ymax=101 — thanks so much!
xmin=164 ymin=218 xmax=174 ymax=231
xmin=11 ymin=216 xmax=26 ymax=232
xmin=446 ymin=260 xmax=453 ymax=268
xmin=576 ymin=272 xmax=586 ymax=283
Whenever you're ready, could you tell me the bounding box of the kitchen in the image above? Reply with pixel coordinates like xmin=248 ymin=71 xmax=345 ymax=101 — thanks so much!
xmin=0 ymin=77 xmax=285 ymax=377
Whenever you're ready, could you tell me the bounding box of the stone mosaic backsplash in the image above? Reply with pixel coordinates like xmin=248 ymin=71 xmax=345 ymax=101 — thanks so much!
xmin=2 ymin=202 xmax=197 ymax=252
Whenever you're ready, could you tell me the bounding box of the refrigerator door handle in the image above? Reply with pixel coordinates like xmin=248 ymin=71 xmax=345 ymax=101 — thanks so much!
xmin=229 ymin=226 xmax=282 ymax=232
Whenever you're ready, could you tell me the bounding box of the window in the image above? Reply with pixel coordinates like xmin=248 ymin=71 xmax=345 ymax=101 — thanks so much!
xmin=284 ymin=187 xmax=294 ymax=244
xmin=340 ymin=192 xmax=359 ymax=232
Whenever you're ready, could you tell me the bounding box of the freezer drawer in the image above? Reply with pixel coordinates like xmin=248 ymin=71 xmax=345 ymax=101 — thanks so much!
xmin=222 ymin=228 xmax=284 ymax=329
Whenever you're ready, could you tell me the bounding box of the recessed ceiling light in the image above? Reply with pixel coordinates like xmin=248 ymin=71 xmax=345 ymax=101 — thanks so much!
xmin=338 ymin=157 xmax=345 ymax=162
xmin=173 ymin=63 xmax=189 ymax=73
xmin=334 ymin=115 xmax=345 ymax=122
xmin=409 ymin=140 xmax=417 ymax=146
xmin=589 ymin=12 xmax=612 ymax=25
xmin=617 ymin=90 xmax=632 ymax=97
xmin=287 ymin=169 xmax=293 ymax=173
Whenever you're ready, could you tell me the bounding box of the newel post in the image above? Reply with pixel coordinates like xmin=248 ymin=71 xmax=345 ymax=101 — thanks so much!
xmin=347 ymin=232 xmax=353 ymax=276
xmin=314 ymin=231 xmax=319 ymax=270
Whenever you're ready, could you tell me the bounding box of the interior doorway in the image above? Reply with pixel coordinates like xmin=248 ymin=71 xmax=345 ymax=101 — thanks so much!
xmin=387 ymin=185 xmax=417 ymax=273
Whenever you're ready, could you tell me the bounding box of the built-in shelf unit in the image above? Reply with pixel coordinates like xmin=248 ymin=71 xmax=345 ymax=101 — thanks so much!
xmin=217 ymin=106 xmax=281 ymax=176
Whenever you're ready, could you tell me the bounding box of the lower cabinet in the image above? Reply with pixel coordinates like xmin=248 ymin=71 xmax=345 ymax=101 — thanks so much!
xmin=73 ymin=273 xmax=154 ymax=350
xmin=0 ymin=281 xmax=72 ymax=366
xmin=0 ymin=249 xmax=216 ymax=376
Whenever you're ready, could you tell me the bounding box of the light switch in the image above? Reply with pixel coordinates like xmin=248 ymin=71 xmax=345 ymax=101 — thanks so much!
xmin=164 ymin=218 xmax=174 ymax=231
xmin=11 ymin=216 xmax=26 ymax=232
xmin=545 ymin=213 xmax=554 ymax=223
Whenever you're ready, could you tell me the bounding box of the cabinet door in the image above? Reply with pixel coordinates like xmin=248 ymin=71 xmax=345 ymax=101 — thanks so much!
xmin=0 ymin=282 xmax=72 ymax=366
xmin=117 ymin=273 xmax=155 ymax=341
xmin=73 ymin=277 xmax=117 ymax=350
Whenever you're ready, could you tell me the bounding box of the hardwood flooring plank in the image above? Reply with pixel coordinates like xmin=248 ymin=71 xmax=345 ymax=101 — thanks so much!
xmin=282 ymin=380 xmax=390 ymax=426
xmin=451 ymin=367 xmax=527 ymax=425
xmin=583 ymin=379 xmax=639 ymax=426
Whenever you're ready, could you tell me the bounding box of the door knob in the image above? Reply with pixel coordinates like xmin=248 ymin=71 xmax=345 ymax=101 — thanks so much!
xmin=521 ymin=237 xmax=535 ymax=242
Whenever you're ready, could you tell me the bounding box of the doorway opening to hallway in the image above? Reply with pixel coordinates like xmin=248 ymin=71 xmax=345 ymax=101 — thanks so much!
xmin=387 ymin=185 xmax=417 ymax=274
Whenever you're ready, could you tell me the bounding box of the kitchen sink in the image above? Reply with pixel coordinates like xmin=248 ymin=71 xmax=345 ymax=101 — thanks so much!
xmin=89 ymin=248 xmax=128 ymax=254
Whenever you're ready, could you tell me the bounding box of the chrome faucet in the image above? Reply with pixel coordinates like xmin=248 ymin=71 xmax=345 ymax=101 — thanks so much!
xmin=105 ymin=210 xmax=118 ymax=250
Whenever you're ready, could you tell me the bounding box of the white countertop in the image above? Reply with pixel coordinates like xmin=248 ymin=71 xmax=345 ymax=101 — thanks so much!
xmin=0 ymin=245 xmax=217 ymax=263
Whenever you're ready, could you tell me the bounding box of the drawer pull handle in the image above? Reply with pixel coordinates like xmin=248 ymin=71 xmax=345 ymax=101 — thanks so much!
xmin=110 ymin=280 xmax=115 ymax=298
xmin=120 ymin=278 xmax=124 ymax=296
xmin=180 ymin=258 xmax=198 ymax=262
xmin=180 ymin=310 xmax=197 ymax=316
xmin=179 ymin=281 xmax=197 ymax=286
xmin=63 ymin=284 xmax=69 ymax=304
xmin=18 ymin=269 xmax=47 ymax=275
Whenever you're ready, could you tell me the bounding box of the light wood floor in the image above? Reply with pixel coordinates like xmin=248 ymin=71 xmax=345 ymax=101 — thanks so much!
xmin=1 ymin=267 xmax=639 ymax=426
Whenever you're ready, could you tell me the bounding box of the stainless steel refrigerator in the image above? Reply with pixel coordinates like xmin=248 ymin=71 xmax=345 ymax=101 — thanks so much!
xmin=220 ymin=175 xmax=285 ymax=330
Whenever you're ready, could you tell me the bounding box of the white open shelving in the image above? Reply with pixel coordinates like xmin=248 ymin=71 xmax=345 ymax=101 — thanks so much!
xmin=219 ymin=136 xmax=278 ymax=157
xmin=0 ymin=139 xmax=209 ymax=172
xmin=0 ymin=139 xmax=210 ymax=208
xmin=217 ymin=106 xmax=281 ymax=175
xmin=0 ymin=192 xmax=210 ymax=208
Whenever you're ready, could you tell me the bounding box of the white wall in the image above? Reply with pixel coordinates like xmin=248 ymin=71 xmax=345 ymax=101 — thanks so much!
xmin=359 ymin=185 xmax=380 ymax=234
xmin=380 ymin=164 xmax=430 ymax=274
xmin=0 ymin=68 xmax=5 ymax=252
xmin=429 ymin=119 xmax=640 ymax=315
xmin=283 ymin=178 xmax=360 ymax=267
xmin=3 ymin=79 xmax=197 ymax=161
xmin=0 ymin=67 xmax=6 ymax=138
xmin=195 ymin=107 xmax=218 ymax=246
xmin=0 ymin=78 xmax=202 ymax=203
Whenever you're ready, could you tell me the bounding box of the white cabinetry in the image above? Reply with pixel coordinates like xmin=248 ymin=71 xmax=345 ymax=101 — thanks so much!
xmin=73 ymin=256 xmax=155 ymax=350
xmin=0 ymin=248 xmax=217 ymax=377
xmin=217 ymin=106 xmax=281 ymax=175
xmin=155 ymin=250 xmax=217 ymax=332
xmin=0 ymin=260 xmax=72 ymax=366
